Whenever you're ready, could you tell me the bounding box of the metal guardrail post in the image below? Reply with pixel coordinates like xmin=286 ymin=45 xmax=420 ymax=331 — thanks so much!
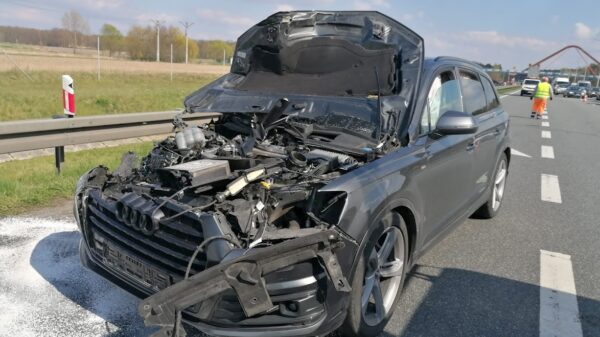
xmin=54 ymin=146 xmax=65 ymax=174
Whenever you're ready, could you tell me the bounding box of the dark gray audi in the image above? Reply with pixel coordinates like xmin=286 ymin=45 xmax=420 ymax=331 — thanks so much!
xmin=74 ymin=10 xmax=510 ymax=337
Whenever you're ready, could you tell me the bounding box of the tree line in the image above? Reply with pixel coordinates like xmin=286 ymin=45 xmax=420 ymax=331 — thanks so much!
xmin=0 ymin=10 xmax=235 ymax=63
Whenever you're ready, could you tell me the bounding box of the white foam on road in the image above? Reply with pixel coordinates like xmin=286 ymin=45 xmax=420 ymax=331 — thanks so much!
xmin=541 ymin=174 xmax=562 ymax=203
xmin=539 ymin=250 xmax=582 ymax=337
xmin=541 ymin=146 xmax=555 ymax=159
xmin=541 ymin=121 xmax=550 ymax=127
xmin=542 ymin=131 xmax=552 ymax=139
xmin=0 ymin=217 xmax=150 ymax=337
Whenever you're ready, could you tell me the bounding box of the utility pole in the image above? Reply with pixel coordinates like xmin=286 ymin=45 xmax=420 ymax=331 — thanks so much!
xmin=97 ymin=35 xmax=100 ymax=80
xmin=151 ymin=19 xmax=164 ymax=62
xmin=179 ymin=21 xmax=194 ymax=64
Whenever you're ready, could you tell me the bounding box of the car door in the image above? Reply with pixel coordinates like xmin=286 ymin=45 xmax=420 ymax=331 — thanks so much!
xmin=458 ymin=69 xmax=505 ymax=201
xmin=412 ymin=67 xmax=476 ymax=245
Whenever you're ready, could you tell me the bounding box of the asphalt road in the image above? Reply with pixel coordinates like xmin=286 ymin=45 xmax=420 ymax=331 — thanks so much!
xmin=0 ymin=92 xmax=599 ymax=337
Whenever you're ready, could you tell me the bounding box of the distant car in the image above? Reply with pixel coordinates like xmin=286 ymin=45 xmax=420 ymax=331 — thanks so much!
xmin=587 ymin=87 xmax=600 ymax=98
xmin=564 ymin=85 xmax=585 ymax=98
xmin=554 ymin=83 xmax=569 ymax=95
xmin=521 ymin=79 xmax=540 ymax=96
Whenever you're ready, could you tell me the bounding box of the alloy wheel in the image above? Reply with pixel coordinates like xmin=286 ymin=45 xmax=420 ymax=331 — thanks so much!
xmin=492 ymin=159 xmax=507 ymax=211
xmin=361 ymin=226 xmax=405 ymax=326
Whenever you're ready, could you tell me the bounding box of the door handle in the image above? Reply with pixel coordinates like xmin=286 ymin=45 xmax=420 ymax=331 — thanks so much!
xmin=466 ymin=142 xmax=476 ymax=151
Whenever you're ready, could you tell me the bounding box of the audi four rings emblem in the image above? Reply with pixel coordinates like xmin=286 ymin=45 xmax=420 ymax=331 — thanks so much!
xmin=115 ymin=197 xmax=162 ymax=235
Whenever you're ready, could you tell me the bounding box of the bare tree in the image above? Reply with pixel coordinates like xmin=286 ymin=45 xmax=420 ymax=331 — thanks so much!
xmin=61 ymin=10 xmax=89 ymax=54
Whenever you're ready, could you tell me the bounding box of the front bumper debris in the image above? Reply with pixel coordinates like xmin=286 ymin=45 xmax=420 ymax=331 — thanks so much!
xmin=138 ymin=229 xmax=351 ymax=337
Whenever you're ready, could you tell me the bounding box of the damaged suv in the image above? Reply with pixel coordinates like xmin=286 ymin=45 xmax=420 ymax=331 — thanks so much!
xmin=74 ymin=11 xmax=510 ymax=337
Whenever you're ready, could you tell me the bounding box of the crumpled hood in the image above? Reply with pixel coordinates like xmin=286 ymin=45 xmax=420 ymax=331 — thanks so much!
xmin=184 ymin=11 xmax=423 ymax=113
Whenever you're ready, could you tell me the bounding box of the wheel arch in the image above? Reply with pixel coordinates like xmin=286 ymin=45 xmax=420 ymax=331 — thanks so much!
xmin=391 ymin=206 xmax=417 ymax=267
xmin=504 ymin=146 xmax=511 ymax=167
xmin=347 ymin=198 xmax=421 ymax=282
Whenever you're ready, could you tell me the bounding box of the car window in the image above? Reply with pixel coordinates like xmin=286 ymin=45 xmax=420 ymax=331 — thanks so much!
xmin=481 ymin=76 xmax=499 ymax=110
xmin=524 ymin=80 xmax=539 ymax=85
xmin=459 ymin=70 xmax=487 ymax=115
xmin=420 ymin=70 xmax=462 ymax=134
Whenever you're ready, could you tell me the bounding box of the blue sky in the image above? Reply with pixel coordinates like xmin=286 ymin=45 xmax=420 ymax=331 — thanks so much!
xmin=2 ymin=0 xmax=600 ymax=69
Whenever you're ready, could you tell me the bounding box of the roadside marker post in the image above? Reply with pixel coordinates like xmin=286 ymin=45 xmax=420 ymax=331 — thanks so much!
xmin=55 ymin=75 xmax=75 ymax=173
xmin=62 ymin=75 xmax=75 ymax=117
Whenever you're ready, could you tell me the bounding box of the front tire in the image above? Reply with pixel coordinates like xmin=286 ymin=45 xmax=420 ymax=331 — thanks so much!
xmin=340 ymin=212 xmax=409 ymax=337
xmin=475 ymin=153 xmax=508 ymax=219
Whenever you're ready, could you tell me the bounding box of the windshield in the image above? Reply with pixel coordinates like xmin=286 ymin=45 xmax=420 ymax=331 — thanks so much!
xmin=578 ymin=82 xmax=591 ymax=88
xmin=568 ymin=85 xmax=579 ymax=90
xmin=558 ymin=83 xmax=569 ymax=87
xmin=524 ymin=80 xmax=539 ymax=85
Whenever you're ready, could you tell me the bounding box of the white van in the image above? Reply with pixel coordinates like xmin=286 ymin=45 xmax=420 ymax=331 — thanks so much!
xmin=553 ymin=77 xmax=570 ymax=94
xmin=521 ymin=78 xmax=540 ymax=96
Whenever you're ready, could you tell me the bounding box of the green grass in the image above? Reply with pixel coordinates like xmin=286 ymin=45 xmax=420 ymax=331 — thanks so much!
xmin=0 ymin=70 xmax=217 ymax=121
xmin=0 ymin=142 xmax=154 ymax=216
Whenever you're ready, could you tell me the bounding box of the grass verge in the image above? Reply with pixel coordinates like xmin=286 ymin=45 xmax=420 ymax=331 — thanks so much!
xmin=0 ymin=142 xmax=153 ymax=216
xmin=0 ymin=70 xmax=218 ymax=121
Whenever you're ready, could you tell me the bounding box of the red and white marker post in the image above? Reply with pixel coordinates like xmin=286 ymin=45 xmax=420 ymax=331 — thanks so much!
xmin=62 ymin=75 xmax=75 ymax=117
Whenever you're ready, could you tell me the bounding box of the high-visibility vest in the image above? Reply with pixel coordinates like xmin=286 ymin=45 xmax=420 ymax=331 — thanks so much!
xmin=534 ymin=82 xmax=552 ymax=98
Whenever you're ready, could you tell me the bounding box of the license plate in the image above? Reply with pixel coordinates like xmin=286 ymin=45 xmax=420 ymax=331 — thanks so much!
xmin=93 ymin=234 xmax=171 ymax=291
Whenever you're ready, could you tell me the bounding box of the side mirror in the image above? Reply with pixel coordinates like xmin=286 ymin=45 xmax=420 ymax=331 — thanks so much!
xmin=435 ymin=110 xmax=478 ymax=135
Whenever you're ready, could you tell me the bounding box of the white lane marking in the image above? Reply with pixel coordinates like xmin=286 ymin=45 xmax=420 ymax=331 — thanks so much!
xmin=541 ymin=174 xmax=562 ymax=203
xmin=541 ymin=146 xmax=555 ymax=159
xmin=539 ymin=250 xmax=582 ymax=337
xmin=542 ymin=131 xmax=552 ymax=139
xmin=499 ymin=89 xmax=521 ymax=99
xmin=542 ymin=121 xmax=550 ymax=127
xmin=511 ymin=148 xmax=531 ymax=158
xmin=542 ymin=115 xmax=548 ymax=120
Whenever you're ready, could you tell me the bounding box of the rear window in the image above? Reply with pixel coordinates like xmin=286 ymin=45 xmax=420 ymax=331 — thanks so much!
xmin=524 ymin=80 xmax=539 ymax=85
xmin=481 ymin=76 xmax=499 ymax=110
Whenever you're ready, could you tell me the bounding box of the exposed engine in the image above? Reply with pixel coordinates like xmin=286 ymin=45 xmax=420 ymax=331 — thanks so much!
xmin=78 ymin=109 xmax=369 ymax=273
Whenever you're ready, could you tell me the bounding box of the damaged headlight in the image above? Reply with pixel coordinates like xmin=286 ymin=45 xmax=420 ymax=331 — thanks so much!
xmin=73 ymin=166 xmax=108 ymax=231
xmin=312 ymin=191 xmax=347 ymax=225
xmin=73 ymin=169 xmax=92 ymax=229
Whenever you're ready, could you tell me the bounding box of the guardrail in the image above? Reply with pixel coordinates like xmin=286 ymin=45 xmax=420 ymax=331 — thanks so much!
xmin=0 ymin=111 xmax=220 ymax=155
xmin=0 ymin=111 xmax=220 ymax=172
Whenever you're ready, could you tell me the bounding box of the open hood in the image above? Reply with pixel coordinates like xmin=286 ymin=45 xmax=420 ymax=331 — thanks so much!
xmin=185 ymin=11 xmax=423 ymax=107
xmin=184 ymin=11 xmax=423 ymax=143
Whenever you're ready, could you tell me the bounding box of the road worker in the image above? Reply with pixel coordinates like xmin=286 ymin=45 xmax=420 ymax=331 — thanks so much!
xmin=530 ymin=77 xmax=553 ymax=119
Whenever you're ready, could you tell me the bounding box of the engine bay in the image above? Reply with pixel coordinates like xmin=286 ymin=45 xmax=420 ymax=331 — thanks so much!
xmin=87 ymin=106 xmax=383 ymax=260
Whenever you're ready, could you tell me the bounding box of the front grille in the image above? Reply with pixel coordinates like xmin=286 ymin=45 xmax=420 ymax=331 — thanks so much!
xmin=84 ymin=189 xmax=326 ymax=327
xmin=85 ymin=189 xmax=207 ymax=286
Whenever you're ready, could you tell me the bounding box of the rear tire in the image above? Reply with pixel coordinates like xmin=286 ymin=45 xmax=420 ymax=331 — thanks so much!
xmin=340 ymin=212 xmax=409 ymax=337
xmin=475 ymin=153 xmax=508 ymax=219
